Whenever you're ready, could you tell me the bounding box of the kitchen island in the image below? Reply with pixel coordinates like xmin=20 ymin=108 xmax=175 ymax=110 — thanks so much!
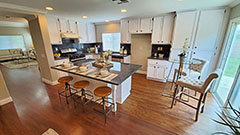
xmin=51 ymin=59 xmax=141 ymax=112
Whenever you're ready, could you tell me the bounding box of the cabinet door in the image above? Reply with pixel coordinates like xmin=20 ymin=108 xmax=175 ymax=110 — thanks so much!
xmin=129 ymin=19 xmax=140 ymax=33
xmin=193 ymin=9 xmax=225 ymax=52
xmin=78 ymin=22 xmax=88 ymax=43
xmin=87 ymin=23 xmax=96 ymax=43
xmin=152 ymin=17 xmax=164 ymax=44
xmin=172 ymin=11 xmax=198 ymax=49
xmin=120 ymin=20 xmax=131 ymax=43
xmin=162 ymin=15 xmax=174 ymax=44
xmin=58 ymin=18 xmax=69 ymax=33
xmin=68 ymin=20 xmax=78 ymax=33
xmin=140 ymin=18 xmax=153 ymax=33
xmin=147 ymin=64 xmax=157 ymax=78
xmin=46 ymin=16 xmax=62 ymax=44
xmin=156 ymin=66 xmax=165 ymax=80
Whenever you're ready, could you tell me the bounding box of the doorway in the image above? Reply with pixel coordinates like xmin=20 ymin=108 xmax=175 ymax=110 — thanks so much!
xmin=214 ymin=19 xmax=240 ymax=105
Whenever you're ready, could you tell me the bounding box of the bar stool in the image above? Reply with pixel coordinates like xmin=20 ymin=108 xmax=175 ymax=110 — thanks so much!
xmin=93 ymin=86 xmax=114 ymax=124
xmin=72 ymin=80 xmax=93 ymax=111
xmin=57 ymin=76 xmax=73 ymax=104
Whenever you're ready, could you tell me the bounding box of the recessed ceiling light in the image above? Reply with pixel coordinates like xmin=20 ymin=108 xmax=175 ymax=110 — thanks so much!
xmin=45 ymin=6 xmax=54 ymax=11
xmin=82 ymin=16 xmax=88 ymax=19
xmin=105 ymin=20 xmax=110 ymax=22
xmin=121 ymin=9 xmax=127 ymax=13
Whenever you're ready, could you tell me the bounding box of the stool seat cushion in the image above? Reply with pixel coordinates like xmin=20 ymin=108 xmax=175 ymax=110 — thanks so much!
xmin=176 ymin=76 xmax=204 ymax=93
xmin=58 ymin=76 xmax=73 ymax=84
xmin=73 ymin=80 xmax=89 ymax=89
xmin=94 ymin=86 xmax=112 ymax=97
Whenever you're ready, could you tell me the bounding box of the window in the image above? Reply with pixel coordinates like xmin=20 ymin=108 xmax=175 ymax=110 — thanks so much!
xmin=0 ymin=35 xmax=26 ymax=50
xmin=102 ymin=33 xmax=120 ymax=52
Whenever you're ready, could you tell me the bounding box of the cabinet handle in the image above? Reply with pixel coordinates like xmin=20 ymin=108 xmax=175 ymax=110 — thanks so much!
xmin=193 ymin=52 xmax=196 ymax=54
xmin=141 ymin=30 xmax=143 ymax=32
xmin=161 ymin=41 xmax=163 ymax=43
xmin=188 ymin=46 xmax=190 ymax=48
xmin=195 ymin=46 xmax=197 ymax=49
xmin=136 ymin=30 xmax=138 ymax=32
xmin=158 ymin=41 xmax=160 ymax=43
xmin=154 ymin=66 xmax=156 ymax=68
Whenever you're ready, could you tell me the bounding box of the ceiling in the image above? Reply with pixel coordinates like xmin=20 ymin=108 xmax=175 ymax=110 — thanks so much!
xmin=0 ymin=0 xmax=237 ymax=23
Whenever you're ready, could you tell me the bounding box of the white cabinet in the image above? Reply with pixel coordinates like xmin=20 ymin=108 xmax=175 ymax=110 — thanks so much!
xmin=151 ymin=14 xmax=174 ymax=44
xmin=129 ymin=18 xmax=152 ymax=34
xmin=172 ymin=11 xmax=198 ymax=49
xmin=129 ymin=19 xmax=140 ymax=33
xmin=147 ymin=59 xmax=168 ymax=81
xmin=46 ymin=16 xmax=62 ymax=44
xmin=162 ymin=15 xmax=174 ymax=44
xmin=152 ymin=17 xmax=163 ymax=44
xmin=77 ymin=22 xmax=96 ymax=43
xmin=54 ymin=58 xmax=69 ymax=78
xmin=87 ymin=23 xmax=96 ymax=43
xmin=78 ymin=22 xmax=88 ymax=43
xmin=58 ymin=18 xmax=69 ymax=33
xmin=68 ymin=20 xmax=78 ymax=33
xmin=120 ymin=20 xmax=131 ymax=43
xmin=140 ymin=18 xmax=153 ymax=33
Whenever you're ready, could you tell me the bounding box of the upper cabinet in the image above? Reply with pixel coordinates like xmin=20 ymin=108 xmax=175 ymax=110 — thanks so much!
xmin=58 ymin=18 xmax=69 ymax=33
xmin=151 ymin=14 xmax=174 ymax=44
xmin=68 ymin=20 xmax=78 ymax=33
xmin=87 ymin=23 xmax=96 ymax=43
xmin=171 ymin=11 xmax=198 ymax=49
xmin=120 ymin=20 xmax=131 ymax=43
xmin=58 ymin=18 xmax=78 ymax=34
xmin=46 ymin=16 xmax=62 ymax=44
xmin=129 ymin=18 xmax=153 ymax=34
xmin=77 ymin=22 xmax=88 ymax=43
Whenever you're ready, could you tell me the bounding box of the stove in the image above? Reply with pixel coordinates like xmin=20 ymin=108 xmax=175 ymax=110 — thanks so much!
xmin=59 ymin=48 xmax=86 ymax=62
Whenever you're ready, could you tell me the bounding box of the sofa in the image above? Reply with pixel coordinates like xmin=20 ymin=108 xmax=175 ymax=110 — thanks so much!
xmin=0 ymin=49 xmax=23 ymax=62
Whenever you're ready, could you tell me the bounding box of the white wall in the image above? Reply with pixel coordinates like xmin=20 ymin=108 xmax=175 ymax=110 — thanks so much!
xmin=95 ymin=22 xmax=120 ymax=42
xmin=0 ymin=26 xmax=33 ymax=49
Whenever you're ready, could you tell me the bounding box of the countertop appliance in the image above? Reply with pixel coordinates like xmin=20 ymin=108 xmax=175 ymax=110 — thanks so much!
xmin=60 ymin=48 xmax=86 ymax=62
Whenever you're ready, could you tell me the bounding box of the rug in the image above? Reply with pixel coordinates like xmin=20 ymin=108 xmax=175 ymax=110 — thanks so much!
xmin=0 ymin=60 xmax=38 ymax=69
xmin=42 ymin=128 xmax=59 ymax=135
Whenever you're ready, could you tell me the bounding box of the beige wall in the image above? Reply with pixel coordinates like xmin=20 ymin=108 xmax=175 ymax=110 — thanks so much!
xmin=0 ymin=26 xmax=33 ymax=50
xmin=95 ymin=22 xmax=120 ymax=42
xmin=0 ymin=70 xmax=10 ymax=101
xmin=28 ymin=15 xmax=58 ymax=83
xmin=131 ymin=34 xmax=152 ymax=72
xmin=230 ymin=4 xmax=240 ymax=19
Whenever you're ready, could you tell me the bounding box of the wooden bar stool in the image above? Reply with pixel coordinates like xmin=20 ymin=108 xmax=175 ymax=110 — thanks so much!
xmin=171 ymin=71 xmax=219 ymax=121
xmin=93 ymin=86 xmax=114 ymax=124
xmin=57 ymin=76 xmax=73 ymax=104
xmin=72 ymin=80 xmax=93 ymax=111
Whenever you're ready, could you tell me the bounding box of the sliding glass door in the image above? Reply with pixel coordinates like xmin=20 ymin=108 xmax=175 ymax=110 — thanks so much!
xmin=214 ymin=20 xmax=240 ymax=105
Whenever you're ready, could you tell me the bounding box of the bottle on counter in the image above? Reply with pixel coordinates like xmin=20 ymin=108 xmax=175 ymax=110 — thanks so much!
xmin=95 ymin=45 xmax=98 ymax=54
xmin=120 ymin=47 xmax=124 ymax=54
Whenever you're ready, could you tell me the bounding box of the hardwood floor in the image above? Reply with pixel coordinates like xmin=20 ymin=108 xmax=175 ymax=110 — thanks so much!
xmin=0 ymin=66 xmax=228 ymax=135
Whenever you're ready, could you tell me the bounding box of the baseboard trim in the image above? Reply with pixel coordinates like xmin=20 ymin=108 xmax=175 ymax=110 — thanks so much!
xmin=41 ymin=78 xmax=58 ymax=85
xmin=0 ymin=97 xmax=13 ymax=106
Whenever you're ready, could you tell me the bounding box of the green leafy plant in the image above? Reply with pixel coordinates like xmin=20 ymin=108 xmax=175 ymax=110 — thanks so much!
xmin=213 ymin=102 xmax=240 ymax=135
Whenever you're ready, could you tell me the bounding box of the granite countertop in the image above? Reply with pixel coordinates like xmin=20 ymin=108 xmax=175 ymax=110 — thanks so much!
xmin=148 ymin=56 xmax=169 ymax=61
xmin=51 ymin=60 xmax=141 ymax=85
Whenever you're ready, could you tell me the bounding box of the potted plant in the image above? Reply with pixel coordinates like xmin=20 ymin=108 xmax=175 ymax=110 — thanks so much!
xmin=102 ymin=50 xmax=112 ymax=64
xmin=213 ymin=101 xmax=240 ymax=135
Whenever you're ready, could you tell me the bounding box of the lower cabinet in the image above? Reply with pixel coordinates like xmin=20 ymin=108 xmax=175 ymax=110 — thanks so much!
xmin=54 ymin=58 xmax=69 ymax=78
xmin=147 ymin=59 xmax=168 ymax=82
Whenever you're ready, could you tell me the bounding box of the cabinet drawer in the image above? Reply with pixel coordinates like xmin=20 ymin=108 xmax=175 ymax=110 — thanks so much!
xmin=148 ymin=59 xmax=166 ymax=66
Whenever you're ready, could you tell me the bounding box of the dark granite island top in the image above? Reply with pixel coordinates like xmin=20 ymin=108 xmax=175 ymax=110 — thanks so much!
xmin=51 ymin=60 xmax=142 ymax=85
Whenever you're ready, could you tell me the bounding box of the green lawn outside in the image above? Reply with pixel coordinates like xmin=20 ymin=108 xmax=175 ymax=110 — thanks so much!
xmin=223 ymin=57 xmax=240 ymax=78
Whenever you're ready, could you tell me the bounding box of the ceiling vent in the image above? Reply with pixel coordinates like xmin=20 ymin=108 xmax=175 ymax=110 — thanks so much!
xmin=112 ymin=0 xmax=129 ymax=4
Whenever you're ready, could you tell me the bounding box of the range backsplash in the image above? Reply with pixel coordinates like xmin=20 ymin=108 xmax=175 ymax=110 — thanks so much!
xmin=52 ymin=42 xmax=103 ymax=54
xmin=151 ymin=44 xmax=171 ymax=59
